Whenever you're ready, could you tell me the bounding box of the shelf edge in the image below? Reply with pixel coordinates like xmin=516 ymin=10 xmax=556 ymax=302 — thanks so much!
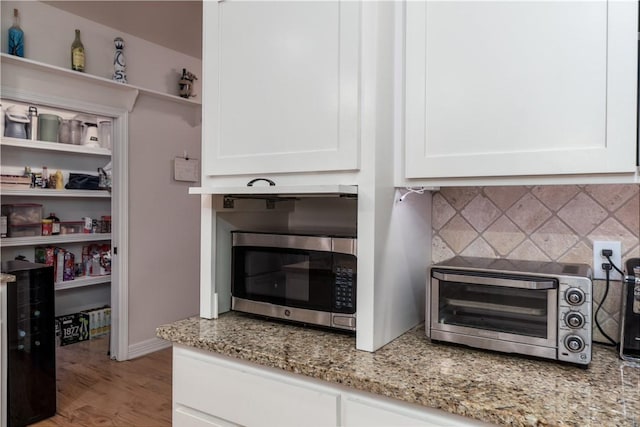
xmin=189 ymin=185 xmax=359 ymax=196
xmin=1 ymin=53 xmax=201 ymax=109
xmin=55 ymin=275 xmax=111 ymax=291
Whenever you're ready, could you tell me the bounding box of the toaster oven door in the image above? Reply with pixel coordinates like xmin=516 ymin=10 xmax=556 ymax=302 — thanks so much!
xmin=430 ymin=270 xmax=558 ymax=359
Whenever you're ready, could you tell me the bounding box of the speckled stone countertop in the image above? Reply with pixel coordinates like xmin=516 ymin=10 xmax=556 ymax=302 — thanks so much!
xmin=157 ymin=312 xmax=639 ymax=426
xmin=0 ymin=273 xmax=16 ymax=283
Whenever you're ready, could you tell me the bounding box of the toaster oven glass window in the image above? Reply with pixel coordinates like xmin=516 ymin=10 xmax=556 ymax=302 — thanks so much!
xmin=438 ymin=280 xmax=551 ymax=338
xmin=233 ymin=247 xmax=334 ymax=310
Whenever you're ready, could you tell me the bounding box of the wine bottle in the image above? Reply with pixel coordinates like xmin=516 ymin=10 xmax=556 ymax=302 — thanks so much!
xmin=8 ymin=9 xmax=24 ymax=57
xmin=71 ymin=29 xmax=85 ymax=72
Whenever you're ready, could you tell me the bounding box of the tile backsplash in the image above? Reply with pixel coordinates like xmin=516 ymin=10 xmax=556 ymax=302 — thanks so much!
xmin=431 ymin=184 xmax=640 ymax=343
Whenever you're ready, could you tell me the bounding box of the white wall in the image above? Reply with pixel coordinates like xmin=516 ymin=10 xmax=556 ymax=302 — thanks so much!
xmin=128 ymin=94 xmax=201 ymax=347
xmin=1 ymin=1 xmax=202 ymax=355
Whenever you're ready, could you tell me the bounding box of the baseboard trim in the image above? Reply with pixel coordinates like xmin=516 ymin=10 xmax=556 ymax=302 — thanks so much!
xmin=127 ymin=337 xmax=172 ymax=359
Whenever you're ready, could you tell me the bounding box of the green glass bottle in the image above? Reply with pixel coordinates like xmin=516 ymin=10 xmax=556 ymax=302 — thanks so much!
xmin=71 ymin=29 xmax=85 ymax=72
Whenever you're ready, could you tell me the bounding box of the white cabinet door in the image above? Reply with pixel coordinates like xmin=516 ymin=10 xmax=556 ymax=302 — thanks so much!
xmin=173 ymin=346 xmax=339 ymax=427
xmin=342 ymin=395 xmax=489 ymax=427
xmin=203 ymin=1 xmax=360 ymax=176
xmin=405 ymin=1 xmax=638 ymax=179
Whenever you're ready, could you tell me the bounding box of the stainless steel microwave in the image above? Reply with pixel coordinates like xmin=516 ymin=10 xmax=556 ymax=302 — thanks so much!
xmin=428 ymin=257 xmax=592 ymax=366
xmin=231 ymin=231 xmax=357 ymax=331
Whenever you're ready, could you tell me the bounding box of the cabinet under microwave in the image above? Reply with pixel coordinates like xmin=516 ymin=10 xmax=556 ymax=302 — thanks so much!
xmin=231 ymin=231 xmax=357 ymax=331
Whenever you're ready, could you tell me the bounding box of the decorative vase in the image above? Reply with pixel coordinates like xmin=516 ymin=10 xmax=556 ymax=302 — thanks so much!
xmin=8 ymin=9 xmax=24 ymax=57
xmin=179 ymin=68 xmax=197 ymax=98
xmin=112 ymin=37 xmax=127 ymax=84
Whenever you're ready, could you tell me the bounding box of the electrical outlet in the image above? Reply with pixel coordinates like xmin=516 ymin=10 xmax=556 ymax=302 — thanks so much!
xmin=592 ymin=240 xmax=622 ymax=280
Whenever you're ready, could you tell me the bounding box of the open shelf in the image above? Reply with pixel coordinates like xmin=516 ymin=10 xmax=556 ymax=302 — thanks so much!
xmin=0 ymin=188 xmax=111 ymax=198
xmin=1 ymin=136 xmax=112 ymax=156
xmin=55 ymin=274 xmax=111 ymax=291
xmin=1 ymin=53 xmax=201 ymax=110
xmin=1 ymin=233 xmax=111 ymax=248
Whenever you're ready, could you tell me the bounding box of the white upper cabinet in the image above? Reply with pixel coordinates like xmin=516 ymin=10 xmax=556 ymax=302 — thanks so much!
xmin=405 ymin=1 xmax=638 ymax=179
xmin=203 ymin=1 xmax=360 ymax=176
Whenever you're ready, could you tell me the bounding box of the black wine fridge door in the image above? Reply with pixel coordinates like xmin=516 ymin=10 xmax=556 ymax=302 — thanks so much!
xmin=2 ymin=260 xmax=56 ymax=427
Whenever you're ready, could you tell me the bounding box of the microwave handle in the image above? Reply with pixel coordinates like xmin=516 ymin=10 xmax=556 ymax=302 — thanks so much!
xmin=432 ymin=271 xmax=557 ymax=290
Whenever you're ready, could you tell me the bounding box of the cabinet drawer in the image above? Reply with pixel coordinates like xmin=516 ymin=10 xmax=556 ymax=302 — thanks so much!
xmin=174 ymin=346 xmax=339 ymax=427
xmin=174 ymin=405 xmax=239 ymax=427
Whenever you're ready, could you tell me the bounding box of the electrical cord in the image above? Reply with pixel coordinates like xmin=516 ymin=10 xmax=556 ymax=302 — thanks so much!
xmin=593 ymin=266 xmax=618 ymax=347
xmin=398 ymin=187 xmax=426 ymax=202
xmin=604 ymin=254 xmax=625 ymax=277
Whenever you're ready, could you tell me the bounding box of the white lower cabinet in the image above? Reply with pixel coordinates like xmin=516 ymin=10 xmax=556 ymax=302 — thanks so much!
xmin=173 ymin=345 xmax=487 ymax=427
xmin=173 ymin=345 xmax=340 ymax=427
xmin=341 ymin=394 xmax=486 ymax=427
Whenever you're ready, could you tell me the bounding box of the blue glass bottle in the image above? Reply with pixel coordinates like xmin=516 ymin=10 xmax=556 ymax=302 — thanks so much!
xmin=8 ymin=8 xmax=24 ymax=57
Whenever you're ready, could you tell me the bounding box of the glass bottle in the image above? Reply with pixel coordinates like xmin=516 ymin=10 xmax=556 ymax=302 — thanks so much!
xmin=55 ymin=170 xmax=64 ymax=190
xmin=41 ymin=166 xmax=48 ymax=188
xmin=8 ymin=9 xmax=24 ymax=57
xmin=24 ymin=166 xmax=33 ymax=187
xmin=71 ymin=29 xmax=85 ymax=72
xmin=47 ymin=213 xmax=60 ymax=235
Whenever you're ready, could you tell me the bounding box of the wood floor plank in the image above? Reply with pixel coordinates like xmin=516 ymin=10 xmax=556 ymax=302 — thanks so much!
xmin=32 ymin=337 xmax=172 ymax=427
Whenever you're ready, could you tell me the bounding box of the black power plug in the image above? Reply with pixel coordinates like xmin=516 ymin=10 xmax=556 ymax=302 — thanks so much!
xmin=601 ymin=249 xmax=613 ymax=257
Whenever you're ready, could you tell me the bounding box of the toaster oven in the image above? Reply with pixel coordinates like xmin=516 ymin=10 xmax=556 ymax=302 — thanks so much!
xmin=428 ymin=257 xmax=592 ymax=366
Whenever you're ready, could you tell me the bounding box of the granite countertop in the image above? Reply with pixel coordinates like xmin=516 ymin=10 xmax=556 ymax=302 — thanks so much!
xmin=0 ymin=273 xmax=16 ymax=283
xmin=157 ymin=312 xmax=640 ymax=426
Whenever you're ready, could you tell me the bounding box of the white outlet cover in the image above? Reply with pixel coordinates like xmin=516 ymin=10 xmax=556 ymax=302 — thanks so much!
xmin=592 ymin=240 xmax=622 ymax=280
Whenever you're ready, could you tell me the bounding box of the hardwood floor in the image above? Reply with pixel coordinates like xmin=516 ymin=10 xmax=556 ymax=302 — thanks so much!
xmin=32 ymin=337 xmax=172 ymax=427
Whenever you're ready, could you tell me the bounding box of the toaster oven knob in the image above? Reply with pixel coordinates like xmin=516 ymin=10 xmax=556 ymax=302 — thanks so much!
xmin=566 ymin=288 xmax=585 ymax=305
xmin=565 ymin=335 xmax=585 ymax=353
xmin=565 ymin=312 xmax=585 ymax=328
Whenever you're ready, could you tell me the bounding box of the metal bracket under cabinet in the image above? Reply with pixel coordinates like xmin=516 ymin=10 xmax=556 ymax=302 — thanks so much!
xmin=223 ymin=195 xmax=300 ymax=210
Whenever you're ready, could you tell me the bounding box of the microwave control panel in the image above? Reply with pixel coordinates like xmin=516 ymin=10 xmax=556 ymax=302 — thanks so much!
xmin=334 ymin=265 xmax=355 ymax=313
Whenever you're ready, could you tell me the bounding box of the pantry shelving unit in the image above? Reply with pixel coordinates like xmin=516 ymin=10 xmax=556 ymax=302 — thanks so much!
xmin=1 ymin=132 xmax=112 ymax=298
xmin=1 ymin=100 xmax=114 ymax=330
xmin=1 ymin=143 xmax=112 ymax=292
xmin=2 ymin=48 xmax=199 ymax=361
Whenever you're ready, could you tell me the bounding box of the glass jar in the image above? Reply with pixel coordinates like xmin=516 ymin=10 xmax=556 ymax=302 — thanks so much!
xmin=69 ymin=119 xmax=82 ymax=145
xmin=46 ymin=213 xmax=60 ymax=235
xmin=98 ymin=121 xmax=111 ymax=150
xmin=41 ymin=219 xmax=53 ymax=236
xmin=58 ymin=120 xmax=71 ymax=143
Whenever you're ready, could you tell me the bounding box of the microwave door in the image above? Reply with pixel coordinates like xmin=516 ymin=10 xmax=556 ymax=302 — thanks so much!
xmin=233 ymin=247 xmax=335 ymax=311
xmin=431 ymin=271 xmax=558 ymax=351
